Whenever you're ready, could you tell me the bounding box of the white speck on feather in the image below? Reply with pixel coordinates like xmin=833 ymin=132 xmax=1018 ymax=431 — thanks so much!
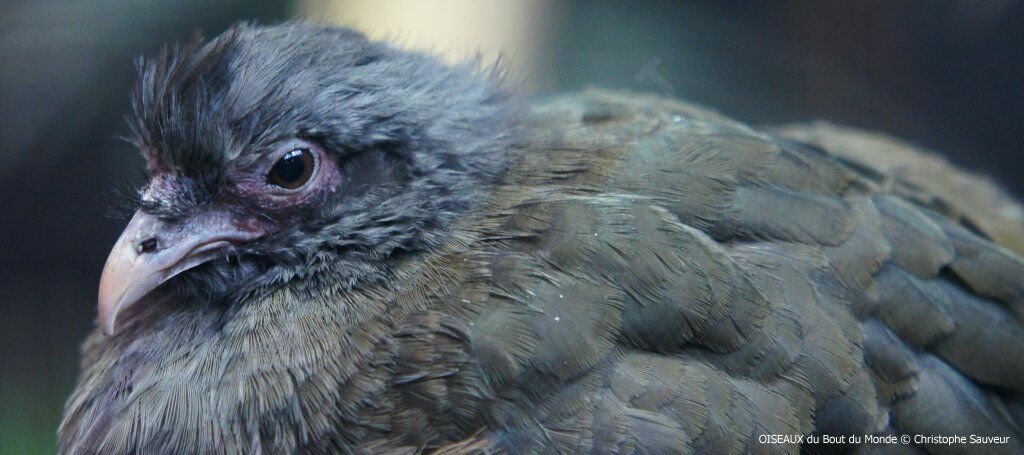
xmin=554 ymin=316 xmax=561 ymax=322
xmin=672 ymin=114 xmax=685 ymax=122
xmin=461 ymin=299 xmax=471 ymax=304
xmin=526 ymin=290 xmax=536 ymax=296
xmin=1001 ymin=204 xmax=1024 ymax=220
xmin=559 ymin=294 xmax=564 ymax=299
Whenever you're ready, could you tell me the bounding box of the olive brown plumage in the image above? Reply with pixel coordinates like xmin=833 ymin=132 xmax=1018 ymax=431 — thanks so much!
xmin=60 ymin=23 xmax=1024 ymax=453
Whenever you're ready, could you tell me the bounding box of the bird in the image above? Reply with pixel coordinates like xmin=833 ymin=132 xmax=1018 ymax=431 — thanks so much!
xmin=59 ymin=22 xmax=1024 ymax=454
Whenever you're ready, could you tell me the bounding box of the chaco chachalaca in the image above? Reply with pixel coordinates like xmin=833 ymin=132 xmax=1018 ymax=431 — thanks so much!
xmin=59 ymin=22 xmax=1024 ymax=454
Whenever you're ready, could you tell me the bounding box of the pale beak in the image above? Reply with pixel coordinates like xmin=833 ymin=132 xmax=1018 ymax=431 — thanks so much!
xmin=97 ymin=210 xmax=258 ymax=335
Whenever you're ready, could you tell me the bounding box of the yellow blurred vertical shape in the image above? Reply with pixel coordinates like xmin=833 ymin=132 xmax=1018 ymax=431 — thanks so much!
xmin=298 ymin=0 xmax=549 ymax=83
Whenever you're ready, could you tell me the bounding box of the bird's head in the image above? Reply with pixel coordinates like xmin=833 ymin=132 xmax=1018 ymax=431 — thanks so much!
xmin=98 ymin=23 xmax=516 ymax=335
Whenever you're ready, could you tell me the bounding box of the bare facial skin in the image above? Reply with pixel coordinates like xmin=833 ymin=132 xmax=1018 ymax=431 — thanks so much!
xmin=98 ymin=140 xmax=338 ymax=334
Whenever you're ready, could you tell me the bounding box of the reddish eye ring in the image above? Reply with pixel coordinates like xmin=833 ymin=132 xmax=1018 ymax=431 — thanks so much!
xmin=267 ymin=148 xmax=315 ymax=189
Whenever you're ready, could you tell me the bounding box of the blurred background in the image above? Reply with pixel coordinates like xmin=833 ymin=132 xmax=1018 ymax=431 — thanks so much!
xmin=2 ymin=0 xmax=1023 ymax=452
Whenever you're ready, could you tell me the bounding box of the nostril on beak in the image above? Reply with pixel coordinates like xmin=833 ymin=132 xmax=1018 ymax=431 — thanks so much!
xmin=136 ymin=237 xmax=159 ymax=255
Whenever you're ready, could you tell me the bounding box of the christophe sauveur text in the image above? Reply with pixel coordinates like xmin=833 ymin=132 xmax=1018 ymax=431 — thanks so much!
xmin=759 ymin=434 xmax=1012 ymax=445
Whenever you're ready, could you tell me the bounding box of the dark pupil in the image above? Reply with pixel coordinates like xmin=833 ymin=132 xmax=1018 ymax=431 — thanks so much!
xmin=271 ymin=149 xmax=308 ymax=186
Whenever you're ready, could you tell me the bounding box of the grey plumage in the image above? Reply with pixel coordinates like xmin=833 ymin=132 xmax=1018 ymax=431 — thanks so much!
xmin=60 ymin=23 xmax=1024 ymax=454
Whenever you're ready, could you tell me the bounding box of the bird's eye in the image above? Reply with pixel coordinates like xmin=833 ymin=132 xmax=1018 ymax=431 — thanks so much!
xmin=267 ymin=148 xmax=315 ymax=189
